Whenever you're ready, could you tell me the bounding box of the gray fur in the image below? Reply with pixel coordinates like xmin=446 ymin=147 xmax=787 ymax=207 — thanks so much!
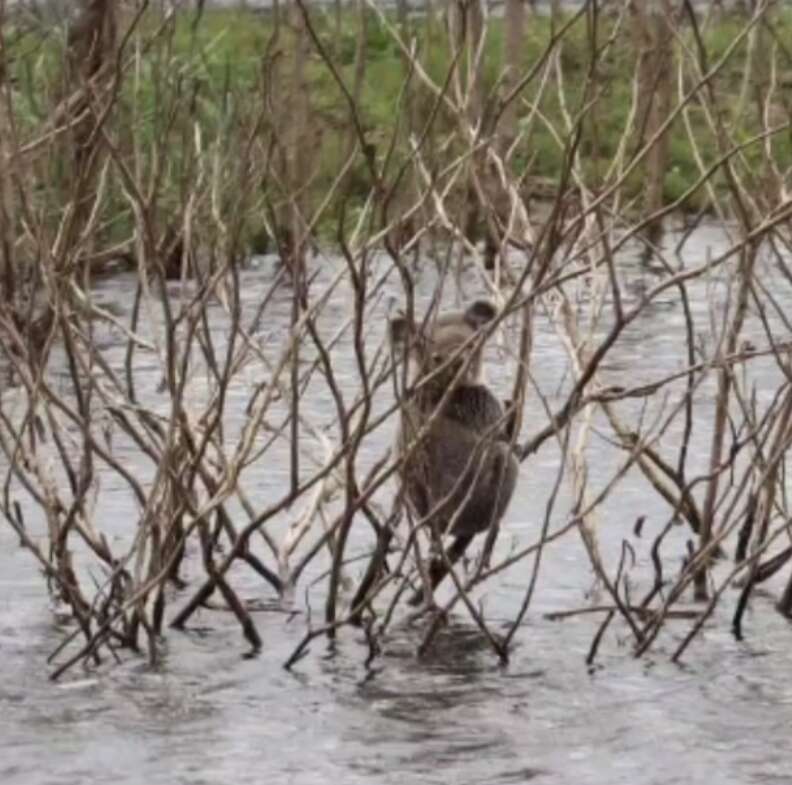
xmin=392 ymin=300 xmax=518 ymax=540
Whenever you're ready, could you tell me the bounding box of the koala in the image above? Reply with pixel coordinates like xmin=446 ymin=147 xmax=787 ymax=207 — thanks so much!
xmin=390 ymin=299 xmax=519 ymax=605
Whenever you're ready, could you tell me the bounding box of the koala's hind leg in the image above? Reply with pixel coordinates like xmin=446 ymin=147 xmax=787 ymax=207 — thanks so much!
xmin=408 ymin=533 xmax=474 ymax=607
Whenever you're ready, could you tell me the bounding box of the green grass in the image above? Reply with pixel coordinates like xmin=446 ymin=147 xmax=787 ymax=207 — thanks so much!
xmin=6 ymin=5 xmax=792 ymax=251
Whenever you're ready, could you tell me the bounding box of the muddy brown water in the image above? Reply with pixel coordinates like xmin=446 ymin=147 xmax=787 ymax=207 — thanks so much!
xmin=2 ymin=223 xmax=792 ymax=785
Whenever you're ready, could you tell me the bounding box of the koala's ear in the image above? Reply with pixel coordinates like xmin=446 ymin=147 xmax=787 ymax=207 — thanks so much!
xmin=464 ymin=300 xmax=497 ymax=329
xmin=389 ymin=314 xmax=412 ymax=346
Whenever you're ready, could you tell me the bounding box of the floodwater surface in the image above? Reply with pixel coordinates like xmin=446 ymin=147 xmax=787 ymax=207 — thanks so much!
xmin=2 ymin=223 xmax=792 ymax=785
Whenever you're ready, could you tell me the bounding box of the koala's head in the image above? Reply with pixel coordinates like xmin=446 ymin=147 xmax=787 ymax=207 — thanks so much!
xmin=390 ymin=299 xmax=497 ymax=385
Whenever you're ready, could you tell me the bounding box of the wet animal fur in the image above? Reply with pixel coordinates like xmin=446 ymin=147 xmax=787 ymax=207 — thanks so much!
xmin=390 ymin=300 xmax=518 ymax=604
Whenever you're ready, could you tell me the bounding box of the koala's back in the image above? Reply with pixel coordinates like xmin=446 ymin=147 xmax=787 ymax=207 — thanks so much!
xmin=391 ymin=298 xmax=518 ymax=538
xmin=399 ymin=382 xmax=518 ymax=538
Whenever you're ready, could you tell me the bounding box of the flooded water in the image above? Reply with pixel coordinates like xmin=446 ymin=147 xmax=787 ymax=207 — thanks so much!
xmin=3 ymin=221 xmax=792 ymax=785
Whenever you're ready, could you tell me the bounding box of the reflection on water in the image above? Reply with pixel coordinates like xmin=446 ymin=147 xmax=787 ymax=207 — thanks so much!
xmin=2 ymin=223 xmax=792 ymax=784
xmin=3 ymin=557 xmax=792 ymax=785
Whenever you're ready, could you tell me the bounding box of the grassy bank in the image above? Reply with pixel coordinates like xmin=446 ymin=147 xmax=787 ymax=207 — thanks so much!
xmin=6 ymin=4 xmax=792 ymax=256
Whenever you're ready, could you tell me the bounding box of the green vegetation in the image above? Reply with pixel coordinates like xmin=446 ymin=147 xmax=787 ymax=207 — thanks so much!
xmin=6 ymin=4 xmax=792 ymax=251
